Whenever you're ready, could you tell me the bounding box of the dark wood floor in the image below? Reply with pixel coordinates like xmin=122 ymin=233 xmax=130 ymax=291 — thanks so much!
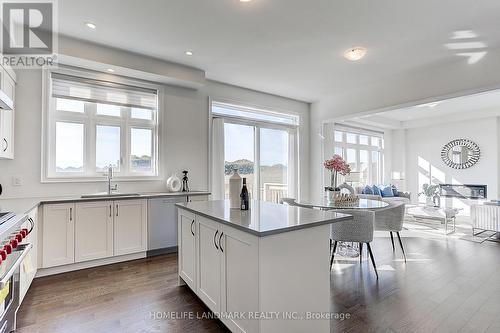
xmin=17 ymin=232 xmax=500 ymax=333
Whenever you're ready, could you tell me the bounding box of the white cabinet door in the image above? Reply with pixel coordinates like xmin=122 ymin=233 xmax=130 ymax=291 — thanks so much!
xmin=221 ymin=225 xmax=259 ymax=333
xmin=0 ymin=71 xmax=15 ymax=159
xmin=0 ymin=109 xmax=13 ymax=159
xmin=197 ymin=216 xmax=222 ymax=313
xmin=75 ymin=201 xmax=113 ymax=262
xmin=113 ymin=199 xmax=147 ymax=256
xmin=178 ymin=209 xmax=196 ymax=290
xmin=20 ymin=208 xmax=38 ymax=303
xmin=42 ymin=203 xmax=75 ymax=268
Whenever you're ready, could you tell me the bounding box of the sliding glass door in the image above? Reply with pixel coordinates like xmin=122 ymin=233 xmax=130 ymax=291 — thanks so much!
xmin=223 ymin=122 xmax=293 ymax=203
xmin=259 ymin=128 xmax=289 ymax=202
xmin=224 ymin=123 xmax=255 ymax=199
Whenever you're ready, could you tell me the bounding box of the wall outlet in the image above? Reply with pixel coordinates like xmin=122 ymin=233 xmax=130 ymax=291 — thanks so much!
xmin=12 ymin=176 xmax=23 ymax=186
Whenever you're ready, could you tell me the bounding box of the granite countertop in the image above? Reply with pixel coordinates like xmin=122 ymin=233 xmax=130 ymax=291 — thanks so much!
xmin=176 ymin=200 xmax=352 ymax=237
xmin=0 ymin=191 xmax=211 ymax=214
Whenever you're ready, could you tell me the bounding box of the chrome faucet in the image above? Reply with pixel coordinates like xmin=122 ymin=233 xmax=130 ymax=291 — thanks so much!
xmin=107 ymin=165 xmax=118 ymax=194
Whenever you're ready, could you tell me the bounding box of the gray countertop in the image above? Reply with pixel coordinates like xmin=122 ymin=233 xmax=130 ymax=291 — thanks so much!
xmin=0 ymin=191 xmax=210 ymax=214
xmin=176 ymin=200 xmax=352 ymax=237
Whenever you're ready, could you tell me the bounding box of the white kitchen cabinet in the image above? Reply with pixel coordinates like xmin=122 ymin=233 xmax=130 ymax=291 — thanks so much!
xmin=0 ymin=109 xmax=13 ymax=159
xmin=178 ymin=205 xmax=332 ymax=333
xmin=113 ymin=199 xmax=147 ymax=256
xmin=20 ymin=207 xmax=38 ymax=303
xmin=42 ymin=203 xmax=75 ymax=268
xmin=178 ymin=209 xmax=196 ymax=290
xmin=178 ymin=209 xmax=260 ymax=332
xmin=197 ymin=216 xmax=222 ymax=313
xmin=0 ymin=69 xmax=15 ymax=160
xmin=75 ymin=201 xmax=113 ymax=262
xmin=220 ymin=225 xmax=259 ymax=333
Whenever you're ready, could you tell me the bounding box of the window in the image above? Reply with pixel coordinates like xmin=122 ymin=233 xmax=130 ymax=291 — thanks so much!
xmin=212 ymin=102 xmax=298 ymax=203
xmin=44 ymin=70 xmax=159 ymax=180
xmin=333 ymin=125 xmax=384 ymax=184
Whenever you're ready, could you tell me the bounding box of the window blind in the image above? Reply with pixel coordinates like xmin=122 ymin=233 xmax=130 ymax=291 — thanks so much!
xmin=212 ymin=101 xmax=299 ymax=126
xmin=51 ymin=73 xmax=158 ymax=110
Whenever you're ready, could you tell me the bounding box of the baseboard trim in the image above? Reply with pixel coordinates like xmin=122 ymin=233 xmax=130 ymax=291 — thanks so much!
xmin=36 ymin=252 xmax=147 ymax=277
xmin=147 ymin=246 xmax=178 ymax=257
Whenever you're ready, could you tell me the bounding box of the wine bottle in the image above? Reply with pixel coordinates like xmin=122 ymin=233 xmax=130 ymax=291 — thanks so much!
xmin=240 ymin=178 xmax=249 ymax=211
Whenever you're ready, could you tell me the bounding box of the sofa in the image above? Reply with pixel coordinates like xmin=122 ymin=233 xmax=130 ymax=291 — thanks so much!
xmin=354 ymin=185 xmax=411 ymax=204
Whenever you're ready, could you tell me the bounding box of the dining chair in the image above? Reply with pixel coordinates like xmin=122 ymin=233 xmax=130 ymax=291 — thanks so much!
xmin=330 ymin=209 xmax=378 ymax=279
xmin=374 ymin=202 xmax=406 ymax=262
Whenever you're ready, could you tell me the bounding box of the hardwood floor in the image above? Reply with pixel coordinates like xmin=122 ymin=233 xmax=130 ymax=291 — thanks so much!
xmin=17 ymin=231 xmax=500 ymax=333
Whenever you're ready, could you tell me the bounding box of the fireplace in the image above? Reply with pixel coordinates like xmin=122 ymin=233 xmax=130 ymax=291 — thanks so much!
xmin=439 ymin=184 xmax=487 ymax=199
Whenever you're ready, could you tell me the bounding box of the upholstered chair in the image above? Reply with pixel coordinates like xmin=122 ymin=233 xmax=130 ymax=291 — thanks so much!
xmin=374 ymin=202 xmax=406 ymax=262
xmin=330 ymin=209 xmax=378 ymax=278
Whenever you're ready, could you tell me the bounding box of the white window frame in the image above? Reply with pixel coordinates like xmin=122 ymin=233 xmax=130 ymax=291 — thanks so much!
xmin=41 ymin=67 xmax=162 ymax=182
xmin=333 ymin=124 xmax=385 ymax=185
xmin=210 ymin=100 xmax=300 ymax=201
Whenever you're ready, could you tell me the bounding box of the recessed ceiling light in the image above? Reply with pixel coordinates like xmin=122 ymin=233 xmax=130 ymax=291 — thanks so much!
xmin=240 ymin=0 xmax=253 ymax=2
xmin=106 ymin=68 xmax=114 ymax=72
xmin=344 ymin=47 xmax=367 ymax=61
xmin=85 ymin=22 xmax=96 ymax=29
xmin=185 ymin=51 xmax=193 ymax=56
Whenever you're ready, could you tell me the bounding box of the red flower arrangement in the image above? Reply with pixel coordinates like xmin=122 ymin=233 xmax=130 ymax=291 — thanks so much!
xmin=324 ymin=154 xmax=351 ymax=190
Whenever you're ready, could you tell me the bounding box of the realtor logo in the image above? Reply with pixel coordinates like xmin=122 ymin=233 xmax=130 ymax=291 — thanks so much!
xmin=0 ymin=0 xmax=57 ymax=67
xmin=2 ymin=2 xmax=53 ymax=54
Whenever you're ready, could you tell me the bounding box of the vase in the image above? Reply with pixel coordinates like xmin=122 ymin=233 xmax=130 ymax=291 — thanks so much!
xmin=327 ymin=189 xmax=340 ymax=203
xmin=425 ymin=197 xmax=434 ymax=207
xmin=229 ymin=169 xmax=242 ymax=209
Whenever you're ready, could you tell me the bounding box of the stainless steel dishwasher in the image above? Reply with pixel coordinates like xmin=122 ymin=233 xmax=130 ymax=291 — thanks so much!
xmin=147 ymin=197 xmax=187 ymax=255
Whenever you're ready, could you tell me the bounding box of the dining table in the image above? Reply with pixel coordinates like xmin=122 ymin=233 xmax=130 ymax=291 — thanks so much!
xmin=289 ymin=197 xmax=389 ymax=257
xmin=291 ymin=197 xmax=389 ymax=210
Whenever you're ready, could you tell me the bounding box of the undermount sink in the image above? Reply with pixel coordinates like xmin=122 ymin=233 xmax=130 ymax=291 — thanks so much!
xmin=81 ymin=192 xmax=141 ymax=199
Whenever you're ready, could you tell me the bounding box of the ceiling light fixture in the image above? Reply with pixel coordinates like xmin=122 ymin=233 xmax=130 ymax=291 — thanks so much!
xmin=185 ymin=51 xmax=193 ymax=56
xmin=344 ymin=47 xmax=367 ymax=61
xmin=240 ymin=0 xmax=253 ymax=2
xmin=85 ymin=22 xmax=96 ymax=29
xmin=106 ymin=68 xmax=114 ymax=72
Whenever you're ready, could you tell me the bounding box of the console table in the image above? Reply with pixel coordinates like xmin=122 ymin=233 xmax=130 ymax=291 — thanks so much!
xmin=406 ymin=204 xmax=460 ymax=235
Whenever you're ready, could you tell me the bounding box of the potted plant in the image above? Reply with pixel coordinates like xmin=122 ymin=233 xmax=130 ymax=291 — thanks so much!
xmin=324 ymin=155 xmax=351 ymax=202
xmin=419 ymin=183 xmax=440 ymax=207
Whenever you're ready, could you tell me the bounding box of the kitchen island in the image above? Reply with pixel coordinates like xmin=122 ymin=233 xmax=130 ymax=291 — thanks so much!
xmin=176 ymin=200 xmax=352 ymax=333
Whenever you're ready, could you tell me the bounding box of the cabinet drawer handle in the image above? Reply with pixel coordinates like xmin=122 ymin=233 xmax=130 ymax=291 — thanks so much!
xmin=109 ymin=205 xmax=112 ymax=217
xmin=69 ymin=207 xmax=73 ymax=221
xmin=214 ymin=230 xmax=219 ymax=250
xmin=116 ymin=204 xmax=119 ymax=217
xmin=2 ymin=138 xmax=7 ymax=152
xmin=190 ymin=219 xmax=195 ymax=236
xmin=219 ymin=232 xmax=224 ymax=253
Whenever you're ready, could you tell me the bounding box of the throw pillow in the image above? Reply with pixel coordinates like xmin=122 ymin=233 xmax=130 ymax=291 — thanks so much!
xmin=381 ymin=186 xmax=394 ymax=197
xmin=391 ymin=185 xmax=399 ymax=196
xmin=363 ymin=185 xmax=373 ymax=195
xmin=372 ymin=185 xmax=381 ymax=196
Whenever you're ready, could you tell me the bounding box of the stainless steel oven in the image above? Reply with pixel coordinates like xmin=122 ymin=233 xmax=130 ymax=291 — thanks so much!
xmin=0 ymin=243 xmax=32 ymax=333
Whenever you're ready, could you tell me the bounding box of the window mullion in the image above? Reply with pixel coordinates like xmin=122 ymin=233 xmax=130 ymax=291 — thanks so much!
xmin=123 ymin=109 xmax=130 ymax=176
xmin=87 ymin=103 xmax=97 ymax=177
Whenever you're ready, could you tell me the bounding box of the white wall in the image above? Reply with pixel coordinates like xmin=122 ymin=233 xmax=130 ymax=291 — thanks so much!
xmin=402 ymin=117 xmax=499 ymax=215
xmin=0 ymin=41 xmax=309 ymax=199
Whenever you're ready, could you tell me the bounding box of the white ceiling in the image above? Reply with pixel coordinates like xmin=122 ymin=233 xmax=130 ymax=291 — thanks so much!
xmin=59 ymin=0 xmax=500 ymax=102
xmin=348 ymin=89 xmax=500 ymax=129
